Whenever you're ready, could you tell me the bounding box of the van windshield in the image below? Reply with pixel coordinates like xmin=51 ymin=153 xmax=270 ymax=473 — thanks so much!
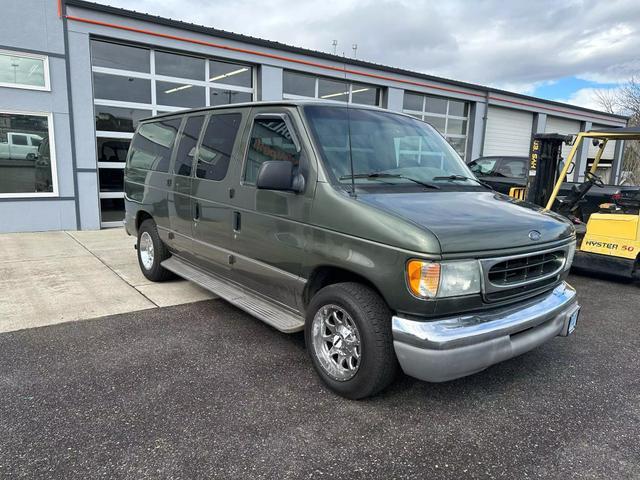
xmin=304 ymin=105 xmax=476 ymax=187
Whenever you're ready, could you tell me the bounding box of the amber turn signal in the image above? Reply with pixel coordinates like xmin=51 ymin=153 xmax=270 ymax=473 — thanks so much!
xmin=406 ymin=260 xmax=440 ymax=298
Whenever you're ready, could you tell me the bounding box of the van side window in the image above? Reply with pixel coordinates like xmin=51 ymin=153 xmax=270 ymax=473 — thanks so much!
xmin=173 ymin=115 xmax=205 ymax=177
xmin=12 ymin=134 xmax=28 ymax=146
xmin=196 ymin=113 xmax=241 ymax=181
xmin=128 ymin=118 xmax=181 ymax=172
xmin=245 ymin=118 xmax=300 ymax=184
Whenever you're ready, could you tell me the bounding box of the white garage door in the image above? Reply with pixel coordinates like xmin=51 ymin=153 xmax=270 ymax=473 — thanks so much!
xmin=544 ymin=116 xmax=581 ymax=160
xmin=588 ymin=124 xmax=616 ymax=160
xmin=483 ymin=106 xmax=533 ymax=157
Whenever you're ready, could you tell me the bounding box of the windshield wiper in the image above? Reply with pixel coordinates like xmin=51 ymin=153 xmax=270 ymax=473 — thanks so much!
xmin=432 ymin=174 xmax=495 ymax=191
xmin=339 ymin=172 xmax=440 ymax=189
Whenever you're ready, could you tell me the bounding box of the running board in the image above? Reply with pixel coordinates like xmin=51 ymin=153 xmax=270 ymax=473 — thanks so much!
xmin=161 ymin=257 xmax=304 ymax=333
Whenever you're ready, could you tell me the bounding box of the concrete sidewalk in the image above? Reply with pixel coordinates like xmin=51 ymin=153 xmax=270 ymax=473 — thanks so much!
xmin=0 ymin=228 xmax=214 ymax=333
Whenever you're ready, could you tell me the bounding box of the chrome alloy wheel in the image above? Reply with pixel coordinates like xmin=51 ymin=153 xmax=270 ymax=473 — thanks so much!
xmin=311 ymin=304 xmax=361 ymax=381
xmin=139 ymin=231 xmax=155 ymax=270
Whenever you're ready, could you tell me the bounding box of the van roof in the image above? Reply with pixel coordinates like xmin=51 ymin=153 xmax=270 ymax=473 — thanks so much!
xmin=141 ymin=99 xmax=389 ymax=122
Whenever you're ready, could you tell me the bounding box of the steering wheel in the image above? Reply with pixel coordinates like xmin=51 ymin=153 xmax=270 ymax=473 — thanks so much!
xmin=585 ymin=171 xmax=605 ymax=188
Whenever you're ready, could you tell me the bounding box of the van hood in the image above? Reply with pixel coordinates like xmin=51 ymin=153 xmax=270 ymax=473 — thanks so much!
xmin=357 ymin=190 xmax=574 ymax=254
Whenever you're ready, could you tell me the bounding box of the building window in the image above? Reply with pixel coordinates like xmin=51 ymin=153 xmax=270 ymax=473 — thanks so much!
xmin=283 ymin=70 xmax=381 ymax=106
xmin=0 ymin=111 xmax=57 ymax=197
xmin=89 ymin=39 xmax=255 ymax=227
xmin=0 ymin=50 xmax=49 ymax=91
xmin=402 ymin=92 xmax=470 ymax=159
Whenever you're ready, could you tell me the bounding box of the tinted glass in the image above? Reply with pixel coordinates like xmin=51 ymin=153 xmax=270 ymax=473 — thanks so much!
xmin=97 ymin=138 xmax=130 ymax=163
xmin=156 ymin=81 xmax=205 ymax=108
xmin=100 ymin=198 xmax=125 ymax=222
xmin=318 ymin=78 xmax=349 ymax=102
xmin=283 ymin=71 xmax=316 ymax=97
xmin=12 ymin=135 xmax=28 ymax=146
xmin=448 ymin=100 xmax=469 ymax=117
xmin=209 ymin=61 xmax=252 ymax=87
xmin=497 ymin=158 xmax=526 ymax=178
xmin=90 ymin=40 xmax=150 ymax=73
xmin=425 ymin=96 xmax=447 ymax=115
xmin=210 ymin=88 xmax=252 ymax=106
xmin=93 ymin=72 xmax=151 ymax=103
xmin=469 ymin=158 xmax=497 ymax=175
xmin=155 ymin=51 xmax=205 ymax=80
xmin=98 ymin=168 xmax=124 ymax=192
xmin=0 ymin=52 xmax=46 ymax=88
xmin=128 ymin=118 xmax=181 ymax=172
xmin=174 ymin=115 xmax=205 ymax=177
xmin=95 ymin=105 xmax=151 ymax=133
xmin=351 ymin=84 xmax=379 ymax=106
xmin=403 ymin=92 xmax=423 ymax=111
xmin=245 ymin=118 xmax=300 ymax=184
xmin=196 ymin=113 xmax=241 ymax=181
xmin=0 ymin=113 xmax=52 ymax=193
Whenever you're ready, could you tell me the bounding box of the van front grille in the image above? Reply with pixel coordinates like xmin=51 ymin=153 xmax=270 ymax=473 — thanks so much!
xmin=488 ymin=250 xmax=565 ymax=286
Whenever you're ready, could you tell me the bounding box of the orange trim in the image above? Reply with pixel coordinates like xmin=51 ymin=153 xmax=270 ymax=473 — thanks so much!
xmin=66 ymin=14 xmax=623 ymax=124
xmin=57 ymin=0 xmax=63 ymax=17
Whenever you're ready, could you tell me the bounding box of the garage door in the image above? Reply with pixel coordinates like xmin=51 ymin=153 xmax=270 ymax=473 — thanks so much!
xmin=588 ymin=124 xmax=616 ymax=160
xmin=483 ymin=106 xmax=533 ymax=157
xmin=545 ymin=116 xmax=581 ymax=160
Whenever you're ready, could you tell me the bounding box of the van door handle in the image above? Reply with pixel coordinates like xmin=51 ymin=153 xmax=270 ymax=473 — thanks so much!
xmin=166 ymin=178 xmax=172 ymax=187
xmin=194 ymin=201 xmax=200 ymax=221
xmin=233 ymin=211 xmax=241 ymax=232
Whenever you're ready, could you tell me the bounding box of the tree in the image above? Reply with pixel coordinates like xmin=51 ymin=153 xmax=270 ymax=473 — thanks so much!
xmin=593 ymin=77 xmax=640 ymax=185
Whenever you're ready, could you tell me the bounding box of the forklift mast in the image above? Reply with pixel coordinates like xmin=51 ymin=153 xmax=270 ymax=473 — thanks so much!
xmin=525 ymin=133 xmax=569 ymax=207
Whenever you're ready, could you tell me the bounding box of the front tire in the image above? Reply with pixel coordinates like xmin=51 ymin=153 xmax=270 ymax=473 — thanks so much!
xmin=137 ymin=219 xmax=173 ymax=282
xmin=305 ymin=282 xmax=398 ymax=399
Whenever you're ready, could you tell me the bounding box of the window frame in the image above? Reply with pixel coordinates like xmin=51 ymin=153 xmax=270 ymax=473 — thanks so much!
xmin=0 ymin=109 xmax=58 ymax=199
xmin=282 ymin=70 xmax=382 ymax=107
xmin=194 ymin=110 xmax=244 ymax=183
xmin=402 ymin=91 xmax=470 ymax=159
xmin=241 ymin=111 xmax=304 ymax=187
xmin=0 ymin=49 xmax=50 ymax=92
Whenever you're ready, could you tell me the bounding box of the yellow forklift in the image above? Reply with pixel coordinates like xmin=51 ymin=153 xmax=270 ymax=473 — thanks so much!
xmin=509 ymin=127 xmax=640 ymax=279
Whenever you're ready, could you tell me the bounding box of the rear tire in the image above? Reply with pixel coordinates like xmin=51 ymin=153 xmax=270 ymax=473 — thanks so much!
xmin=305 ymin=282 xmax=398 ymax=399
xmin=137 ymin=219 xmax=173 ymax=282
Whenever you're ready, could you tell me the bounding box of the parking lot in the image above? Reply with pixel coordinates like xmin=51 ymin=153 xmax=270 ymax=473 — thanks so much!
xmin=0 ymin=272 xmax=638 ymax=479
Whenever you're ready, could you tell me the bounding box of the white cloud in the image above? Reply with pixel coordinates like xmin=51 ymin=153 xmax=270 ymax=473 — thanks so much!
xmin=557 ymin=87 xmax=623 ymax=111
xmin=92 ymin=0 xmax=640 ymax=95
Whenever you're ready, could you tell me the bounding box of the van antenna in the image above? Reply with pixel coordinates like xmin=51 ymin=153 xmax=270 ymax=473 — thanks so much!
xmin=343 ymin=52 xmax=356 ymax=198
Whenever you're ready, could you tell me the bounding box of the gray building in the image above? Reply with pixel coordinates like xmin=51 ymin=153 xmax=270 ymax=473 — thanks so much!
xmin=0 ymin=0 xmax=628 ymax=232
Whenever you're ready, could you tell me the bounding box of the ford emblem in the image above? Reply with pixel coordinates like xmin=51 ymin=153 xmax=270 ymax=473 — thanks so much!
xmin=528 ymin=230 xmax=542 ymax=241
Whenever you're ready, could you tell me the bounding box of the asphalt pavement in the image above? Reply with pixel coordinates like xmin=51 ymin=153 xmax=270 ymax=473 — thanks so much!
xmin=1 ymin=273 xmax=638 ymax=479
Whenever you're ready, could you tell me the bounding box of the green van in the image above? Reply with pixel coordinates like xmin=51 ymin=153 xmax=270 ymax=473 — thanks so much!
xmin=124 ymin=100 xmax=580 ymax=399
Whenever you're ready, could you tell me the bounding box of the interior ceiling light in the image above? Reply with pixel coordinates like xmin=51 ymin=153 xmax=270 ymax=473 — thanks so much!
xmin=164 ymin=84 xmax=193 ymax=94
xmin=209 ymin=67 xmax=248 ymax=82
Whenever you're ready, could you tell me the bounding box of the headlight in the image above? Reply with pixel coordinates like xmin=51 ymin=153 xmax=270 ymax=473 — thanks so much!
xmin=565 ymin=240 xmax=576 ymax=271
xmin=406 ymin=259 xmax=481 ymax=299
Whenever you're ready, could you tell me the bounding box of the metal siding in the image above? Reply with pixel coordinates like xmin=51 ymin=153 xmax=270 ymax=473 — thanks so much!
xmin=588 ymin=124 xmax=616 ymax=160
xmin=483 ymin=106 xmax=533 ymax=156
xmin=544 ymin=116 xmax=581 ymax=160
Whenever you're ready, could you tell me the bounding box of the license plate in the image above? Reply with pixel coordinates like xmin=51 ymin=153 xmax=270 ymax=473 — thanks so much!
xmin=568 ymin=308 xmax=580 ymax=335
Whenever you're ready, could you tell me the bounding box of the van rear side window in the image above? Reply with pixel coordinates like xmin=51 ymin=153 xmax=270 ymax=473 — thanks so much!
xmin=196 ymin=113 xmax=241 ymax=181
xmin=128 ymin=118 xmax=181 ymax=172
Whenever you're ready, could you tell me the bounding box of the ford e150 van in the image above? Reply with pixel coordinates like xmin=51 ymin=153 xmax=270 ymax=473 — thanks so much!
xmin=124 ymin=100 xmax=580 ymax=399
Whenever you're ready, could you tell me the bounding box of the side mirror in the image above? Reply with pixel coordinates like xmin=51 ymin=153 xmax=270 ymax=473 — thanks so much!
xmin=256 ymin=161 xmax=305 ymax=193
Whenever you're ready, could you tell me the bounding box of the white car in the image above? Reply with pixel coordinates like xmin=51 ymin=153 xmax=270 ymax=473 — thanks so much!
xmin=0 ymin=132 xmax=43 ymax=160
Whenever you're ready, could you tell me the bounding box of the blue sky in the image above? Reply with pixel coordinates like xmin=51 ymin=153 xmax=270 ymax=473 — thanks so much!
xmin=94 ymin=0 xmax=640 ymax=113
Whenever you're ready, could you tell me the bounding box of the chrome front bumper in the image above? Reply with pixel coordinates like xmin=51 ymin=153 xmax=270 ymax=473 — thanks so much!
xmin=392 ymin=282 xmax=579 ymax=383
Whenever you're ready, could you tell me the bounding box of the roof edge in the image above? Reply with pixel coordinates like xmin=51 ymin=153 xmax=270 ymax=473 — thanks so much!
xmin=64 ymin=0 xmax=629 ymax=122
